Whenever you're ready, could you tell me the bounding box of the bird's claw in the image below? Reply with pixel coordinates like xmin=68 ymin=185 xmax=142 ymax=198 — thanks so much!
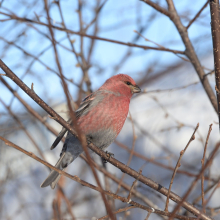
xmin=101 ymin=151 xmax=114 ymax=164
xmin=105 ymin=151 xmax=114 ymax=158
xmin=86 ymin=137 xmax=92 ymax=144
xmin=102 ymin=158 xmax=108 ymax=164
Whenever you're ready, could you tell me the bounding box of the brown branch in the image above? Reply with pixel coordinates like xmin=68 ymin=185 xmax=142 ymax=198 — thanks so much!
xmin=0 ymin=76 xmax=61 ymax=139
xmin=43 ymin=1 xmax=115 ymax=219
xmin=0 ymin=11 xmax=185 ymax=54
xmin=97 ymin=206 xmax=136 ymax=220
xmin=186 ymin=0 xmax=209 ymax=29
xmin=58 ymin=186 xmax=76 ymax=220
xmin=134 ymin=29 xmax=190 ymax=62
xmin=0 ymin=36 xmax=76 ymax=85
xmin=145 ymin=211 xmax=152 ymax=220
xmin=0 ymin=97 xmax=45 ymax=159
xmin=141 ymin=81 xmax=199 ymax=94
xmin=115 ymin=112 xmax=137 ymax=194
xmin=115 ymin=140 xmax=214 ymax=181
xmin=0 ymin=60 xmax=212 ymax=220
xmin=0 ymin=136 xmax=199 ymax=220
xmin=141 ymin=0 xmax=170 ymax=17
xmin=31 ymin=82 xmax=34 ymax=91
xmin=127 ymin=169 xmax=142 ymax=202
xmin=170 ymin=142 xmax=220 ymax=219
xmin=209 ymin=0 xmax=220 ymax=126
xmin=193 ymin=178 xmax=219 ymax=205
xmin=142 ymin=0 xmax=218 ymax=113
xmin=203 ymin=180 xmax=220 ymax=209
xmin=169 ymin=0 xmax=218 ymax=112
xmin=56 ymin=0 xmax=92 ymax=93
xmin=0 ymin=84 xmax=76 ymax=220
xmin=201 ymin=124 xmax=213 ymax=213
xmin=165 ymin=123 xmax=199 ymax=212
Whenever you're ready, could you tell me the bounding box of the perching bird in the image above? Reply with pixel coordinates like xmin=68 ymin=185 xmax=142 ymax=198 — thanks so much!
xmin=40 ymin=74 xmax=141 ymax=189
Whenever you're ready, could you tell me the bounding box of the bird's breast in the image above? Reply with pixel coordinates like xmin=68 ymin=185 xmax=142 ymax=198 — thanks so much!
xmin=77 ymin=94 xmax=130 ymax=147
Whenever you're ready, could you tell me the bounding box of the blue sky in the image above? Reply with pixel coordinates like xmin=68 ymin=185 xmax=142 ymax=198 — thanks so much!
xmin=0 ymin=0 xmax=213 ymax=114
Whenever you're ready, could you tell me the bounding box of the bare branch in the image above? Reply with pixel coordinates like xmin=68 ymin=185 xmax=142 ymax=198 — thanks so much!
xmin=165 ymin=123 xmax=199 ymax=212
xmin=0 ymin=136 xmax=198 ymax=220
xmin=186 ymin=0 xmax=209 ymax=29
xmin=201 ymin=124 xmax=213 ymax=213
xmin=209 ymin=0 xmax=220 ymax=125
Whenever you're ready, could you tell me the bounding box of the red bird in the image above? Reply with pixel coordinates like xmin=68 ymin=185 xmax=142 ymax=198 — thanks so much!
xmin=41 ymin=74 xmax=141 ymax=189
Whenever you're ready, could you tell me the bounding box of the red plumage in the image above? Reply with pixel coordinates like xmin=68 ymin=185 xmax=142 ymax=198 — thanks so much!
xmin=79 ymin=74 xmax=138 ymax=135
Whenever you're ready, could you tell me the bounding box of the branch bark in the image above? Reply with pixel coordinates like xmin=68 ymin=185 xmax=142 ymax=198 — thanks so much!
xmin=0 ymin=136 xmax=199 ymax=220
xmin=142 ymin=0 xmax=218 ymax=113
xmin=209 ymin=0 xmax=220 ymax=125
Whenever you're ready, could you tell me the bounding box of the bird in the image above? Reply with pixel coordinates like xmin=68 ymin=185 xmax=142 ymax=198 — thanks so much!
xmin=40 ymin=74 xmax=141 ymax=189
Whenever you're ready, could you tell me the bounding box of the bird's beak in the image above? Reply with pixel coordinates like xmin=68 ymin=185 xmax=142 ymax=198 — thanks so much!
xmin=131 ymin=85 xmax=141 ymax=93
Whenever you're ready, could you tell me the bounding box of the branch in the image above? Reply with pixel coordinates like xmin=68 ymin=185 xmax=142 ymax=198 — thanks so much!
xmin=142 ymin=0 xmax=218 ymax=113
xmin=0 ymin=136 xmax=198 ymax=220
xmin=209 ymin=0 xmax=220 ymax=126
xmin=170 ymin=142 xmax=220 ymax=219
xmin=0 ymin=11 xmax=185 ymax=55
xmin=141 ymin=0 xmax=170 ymax=17
xmin=43 ymin=1 xmax=115 ymax=218
xmin=201 ymin=124 xmax=213 ymax=213
xmin=165 ymin=123 xmax=199 ymax=212
xmin=186 ymin=0 xmax=209 ymax=29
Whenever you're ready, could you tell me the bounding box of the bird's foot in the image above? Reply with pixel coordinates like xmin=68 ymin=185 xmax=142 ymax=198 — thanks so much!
xmin=106 ymin=151 xmax=114 ymax=158
xmin=102 ymin=151 xmax=114 ymax=164
xmin=86 ymin=137 xmax=92 ymax=144
xmin=102 ymin=157 xmax=108 ymax=164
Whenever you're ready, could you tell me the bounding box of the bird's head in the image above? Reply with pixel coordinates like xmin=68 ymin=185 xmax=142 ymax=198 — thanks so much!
xmin=100 ymin=74 xmax=141 ymax=97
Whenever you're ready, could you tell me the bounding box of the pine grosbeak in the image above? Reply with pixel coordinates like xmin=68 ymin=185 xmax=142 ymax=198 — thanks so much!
xmin=40 ymin=74 xmax=141 ymax=189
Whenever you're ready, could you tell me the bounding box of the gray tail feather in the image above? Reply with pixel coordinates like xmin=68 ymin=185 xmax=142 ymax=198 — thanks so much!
xmin=50 ymin=128 xmax=67 ymax=150
xmin=40 ymin=152 xmax=66 ymax=189
xmin=50 ymin=118 xmax=72 ymax=150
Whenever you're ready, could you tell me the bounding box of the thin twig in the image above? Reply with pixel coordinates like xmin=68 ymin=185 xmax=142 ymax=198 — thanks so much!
xmin=0 ymin=136 xmax=199 ymax=220
xmin=31 ymin=82 xmax=34 ymax=91
xmin=0 ymin=11 xmax=185 ymax=54
xmin=145 ymin=211 xmax=152 ymax=220
xmin=186 ymin=0 xmax=209 ymax=29
xmin=164 ymin=123 xmax=199 ymax=212
xmin=98 ymin=206 xmax=136 ymax=220
xmin=209 ymin=0 xmax=220 ymax=127
xmin=142 ymin=0 xmax=218 ymax=113
xmin=203 ymin=181 xmax=220 ymax=208
xmin=44 ymin=1 xmax=115 ymax=219
xmin=201 ymin=124 xmax=213 ymax=213
xmin=141 ymin=81 xmax=199 ymax=94
xmin=170 ymin=142 xmax=220 ymax=219
xmin=134 ymin=29 xmax=189 ymax=62
xmin=127 ymin=169 xmax=142 ymax=202
xmin=115 ymin=112 xmax=137 ymax=194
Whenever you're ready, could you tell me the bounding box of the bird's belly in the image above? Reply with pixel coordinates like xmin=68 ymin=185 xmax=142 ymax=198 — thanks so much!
xmin=86 ymin=129 xmax=117 ymax=150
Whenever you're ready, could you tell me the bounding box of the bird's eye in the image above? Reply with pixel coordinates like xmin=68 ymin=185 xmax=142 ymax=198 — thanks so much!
xmin=125 ymin=81 xmax=131 ymax=85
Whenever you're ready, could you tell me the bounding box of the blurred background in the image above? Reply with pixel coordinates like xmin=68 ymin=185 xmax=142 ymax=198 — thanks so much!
xmin=0 ymin=0 xmax=219 ymax=219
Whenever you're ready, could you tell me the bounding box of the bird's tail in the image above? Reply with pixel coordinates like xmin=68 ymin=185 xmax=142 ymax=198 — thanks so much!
xmin=50 ymin=118 xmax=72 ymax=150
xmin=40 ymin=152 xmax=66 ymax=189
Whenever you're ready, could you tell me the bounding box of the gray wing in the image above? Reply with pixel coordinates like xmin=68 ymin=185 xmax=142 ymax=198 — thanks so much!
xmin=50 ymin=118 xmax=72 ymax=150
xmin=50 ymin=92 xmax=97 ymax=150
